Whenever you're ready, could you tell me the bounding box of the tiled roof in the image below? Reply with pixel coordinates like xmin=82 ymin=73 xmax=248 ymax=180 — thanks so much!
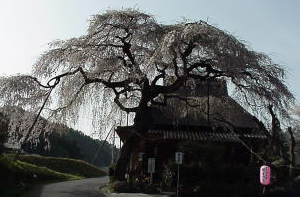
xmin=148 ymin=130 xmax=267 ymax=142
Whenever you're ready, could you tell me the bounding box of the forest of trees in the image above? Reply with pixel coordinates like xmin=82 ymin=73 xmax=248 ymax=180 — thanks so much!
xmin=23 ymin=127 xmax=115 ymax=167
xmin=0 ymin=108 xmax=116 ymax=167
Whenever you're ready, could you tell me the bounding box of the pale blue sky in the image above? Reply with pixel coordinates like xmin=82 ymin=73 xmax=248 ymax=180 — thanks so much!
xmin=1 ymin=0 xmax=299 ymax=99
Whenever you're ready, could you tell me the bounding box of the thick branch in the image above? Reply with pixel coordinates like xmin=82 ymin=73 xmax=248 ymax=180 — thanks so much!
xmin=29 ymin=76 xmax=52 ymax=89
xmin=152 ymin=73 xmax=165 ymax=86
xmin=153 ymin=76 xmax=185 ymax=95
xmin=78 ymin=67 xmax=131 ymax=88
xmin=183 ymin=42 xmax=196 ymax=58
xmin=113 ymin=94 xmax=138 ymax=113
xmin=187 ymin=60 xmax=223 ymax=75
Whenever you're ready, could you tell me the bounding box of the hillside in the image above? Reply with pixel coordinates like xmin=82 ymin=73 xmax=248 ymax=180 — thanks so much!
xmin=18 ymin=154 xmax=107 ymax=178
xmin=0 ymin=154 xmax=106 ymax=197
xmin=1 ymin=107 xmax=118 ymax=167
xmin=21 ymin=127 xmax=115 ymax=167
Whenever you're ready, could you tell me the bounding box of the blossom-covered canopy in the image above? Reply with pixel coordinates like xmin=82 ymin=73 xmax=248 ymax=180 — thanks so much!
xmin=0 ymin=9 xmax=294 ymax=144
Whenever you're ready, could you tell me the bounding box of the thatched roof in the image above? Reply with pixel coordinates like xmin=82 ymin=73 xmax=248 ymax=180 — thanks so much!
xmin=150 ymin=79 xmax=258 ymax=129
xmin=116 ymin=79 xmax=265 ymax=143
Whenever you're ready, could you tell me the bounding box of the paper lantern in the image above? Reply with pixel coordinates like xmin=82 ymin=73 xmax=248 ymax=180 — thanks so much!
xmin=260 ymin=165 xmax=271 ymax=185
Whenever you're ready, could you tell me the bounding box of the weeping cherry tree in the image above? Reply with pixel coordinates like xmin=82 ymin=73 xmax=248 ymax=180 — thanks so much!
xmin=0 ymin=9 xmax=294 ymax=180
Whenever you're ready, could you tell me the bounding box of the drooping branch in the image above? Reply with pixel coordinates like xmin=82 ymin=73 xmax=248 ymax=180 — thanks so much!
xmin=21 ymin=84 xmax=56 ymax=144
xmin=44 ymin=83 xmax=88 ymax=113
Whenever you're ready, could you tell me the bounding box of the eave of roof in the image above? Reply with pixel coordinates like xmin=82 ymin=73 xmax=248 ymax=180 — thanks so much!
xmin=116 ymin=126 xmax=267 ymax=143
xmin=148 ymin=130 xmax=267 ymax=142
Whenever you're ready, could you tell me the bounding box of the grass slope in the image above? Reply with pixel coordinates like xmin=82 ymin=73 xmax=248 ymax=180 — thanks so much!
xmin=0 ymin=154 xmax=107 ymax=197
xmin=18 ymin=154 xmax=107 ymax=178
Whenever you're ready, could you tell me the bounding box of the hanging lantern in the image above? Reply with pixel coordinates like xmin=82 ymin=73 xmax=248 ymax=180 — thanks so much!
xmin=260 ymin=165 xmax=271 ymax=186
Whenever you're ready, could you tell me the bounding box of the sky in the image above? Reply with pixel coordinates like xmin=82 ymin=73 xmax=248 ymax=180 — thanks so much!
xmin=0 ymin=0 xmax=299 ymax=136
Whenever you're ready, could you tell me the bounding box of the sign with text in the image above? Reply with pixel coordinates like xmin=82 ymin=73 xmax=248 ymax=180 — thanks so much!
xmin=148 ymin=158 xmax=155 ymax=173
xmin=260 ymin=165 xmax=271 ymax=186
xmin=175 ymin=152 xmax=183 ymax=165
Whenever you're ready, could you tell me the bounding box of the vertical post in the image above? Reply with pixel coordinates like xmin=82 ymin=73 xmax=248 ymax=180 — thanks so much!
xmin=129 ymin=153 xmax=133 ymax=172
xmin=207 ymin=78 xmax=210 ymax=127
xmin=175 ymin=152 xmax=183 ymax=197
xmin=119 ymin=112 xmax=122 ymax=154
xmin=250 ymin=147 xmax=253 ymax=163
xmin=148 ymin=158 xmax=155 ymax=185
xmin=150 ymin=172 xmax=153 ymax=185
xmin=126 ymin=112 xmax=129 ymax=126
xmin=287 ymin=127 xmax=295 ymax=187
xmin=177 ymin=164 xmax=180 ymax=197
xmin=184 ymin=80 xmax=188 ymax=127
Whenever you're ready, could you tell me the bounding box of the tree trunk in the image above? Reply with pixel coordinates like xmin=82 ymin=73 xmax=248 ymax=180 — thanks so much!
xmin=114 ymin=83 xmax=153 ymax=181
xmin=287 ymin=127 xmax=295 ymax=185
xmin=114 ymin=133 xmax=139 ymax=181
xmin=114 ymin=107 xmax=151 ymax=181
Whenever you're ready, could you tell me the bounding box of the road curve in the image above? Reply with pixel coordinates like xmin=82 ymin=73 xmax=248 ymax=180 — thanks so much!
xmin=23 ymin=176 xmax=109 ymax=197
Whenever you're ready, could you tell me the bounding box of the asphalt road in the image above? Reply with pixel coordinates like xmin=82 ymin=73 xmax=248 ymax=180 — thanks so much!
xmin=23 ymin=177 xmax=109 ymax=197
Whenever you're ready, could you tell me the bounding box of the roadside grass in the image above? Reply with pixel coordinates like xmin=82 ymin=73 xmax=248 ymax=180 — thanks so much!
xmin=0 ymin=154 xmax=106 ymax=197
xmin=18 ymin=154 xmax=107 ymax=178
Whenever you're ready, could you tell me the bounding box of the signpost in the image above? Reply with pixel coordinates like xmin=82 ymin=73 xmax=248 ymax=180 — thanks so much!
xmin=175 ymin=152 xmax=183 ymax=165
xmin=148 ymin=158 xmax=155 ymax=184
xmin=175 ymin=152 xmax=183 ymax=197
